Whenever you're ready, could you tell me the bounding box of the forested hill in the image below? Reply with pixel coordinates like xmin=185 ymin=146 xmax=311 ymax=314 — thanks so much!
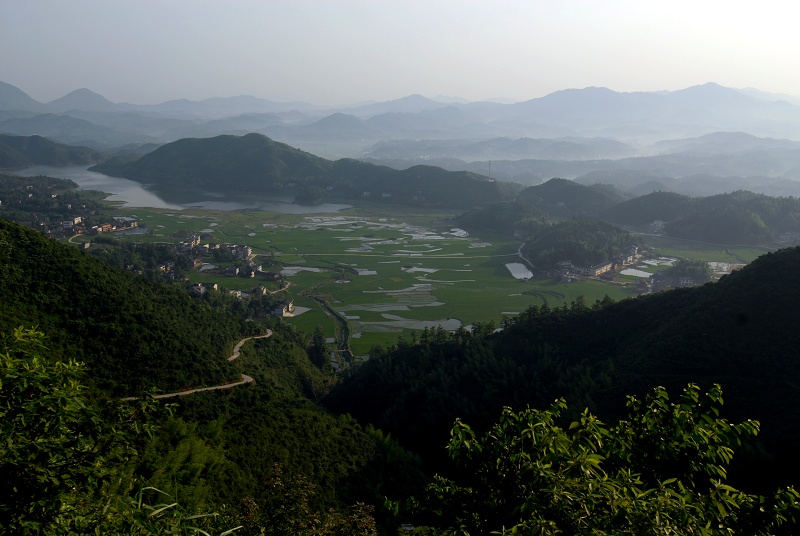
xmin=516 ymin=177 xmax=626 ymax=218
xmin=603 ymin=189 xmax=800 ymax=244
xmin=0 ymin=134 xmax=106 ymax=168
xmin=520 ymin=217 xmax=639 ymax=267
xmin=458 ymin=178 xmax=800 ymax=246
xmin=324 ymin=246 xmax=800 ymax=485
xmin=0 ymin=218 xmax=247 ymax=396
xmin=91 ymin=132 xmax=512 ymax=207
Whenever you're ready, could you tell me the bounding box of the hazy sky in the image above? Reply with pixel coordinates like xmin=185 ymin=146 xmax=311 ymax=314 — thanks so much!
xmin=2 ymin=0 xmax=799 ymax=106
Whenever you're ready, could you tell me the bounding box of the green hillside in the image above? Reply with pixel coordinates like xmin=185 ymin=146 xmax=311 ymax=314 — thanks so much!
xmin=92 ymin=133 xmax=331 ymax=192
xmin=601 ymin=190 xmax=694 ymax=225
xmin=0 ymin=217 xmax=247 ymax=396
xmin=516 ymin=177 xmax=627 ymax=218
xmin=92 ymin=132 xmax=510 ymax=207
xmin=456 ymin=200 xmax=549 ymax=235
xmin=603 ymin=189 xmax=800 ymax=244
xmin=0 ymin=134 xmax=105 ymax=168
xmin=325 ymin=246 xmax=800 ymax=487
xmin=0 ymin=215 xmax=427 ymax=533
xmin=521 ymin=217 xmax=639 ymax=267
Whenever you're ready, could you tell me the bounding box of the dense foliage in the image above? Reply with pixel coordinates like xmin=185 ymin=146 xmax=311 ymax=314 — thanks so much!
xmin=419 ymin=385 xmax=800 ymax=534
xmin=1 ymin=319 xmax=430 ymax=534
xmin=0 ymin=327 xmax=169 ymax=534
xmin=657 ymin=258 xmax=713 ymax=285
xmin=456 ymin=200 xmax=549 ymax=237
xmin=0 ymin=217 xmax=247 ymax=396
xmin=521 ymin=217 xmax=640 ymax=267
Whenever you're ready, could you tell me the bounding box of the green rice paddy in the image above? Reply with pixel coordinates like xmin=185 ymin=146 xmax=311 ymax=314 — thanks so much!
xmin=108 ymin=205 xmax=776 ymax=355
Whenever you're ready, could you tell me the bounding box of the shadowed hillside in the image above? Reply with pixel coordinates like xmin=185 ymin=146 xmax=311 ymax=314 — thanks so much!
xmin=92 ymin=133 xmax=513 ymax=207
xmin=325 ymin=246 xmax=800 ymax=489
xmin=0 ymin=134 xmax=105 ymax=168
xmin=0 ymin=218 xmax=247 ymax=396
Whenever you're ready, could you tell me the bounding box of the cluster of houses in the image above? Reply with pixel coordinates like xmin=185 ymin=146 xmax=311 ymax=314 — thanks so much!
xmin=555 ymin=245 xmax=642 ymax=280
xmin=187 ymin=280 xmax=294 ymax=318
xmin=176 ymin=234 xmax=251 ymax=258
xmin=175 ymin=235 xmax=292 ymax=316
xmin=30 ymin=214 xmax=139 ymax=239
xmin=92 ymin=219 xmax=139 ymax=234
xmin=58 ymin=216 xmax=140 ymax=237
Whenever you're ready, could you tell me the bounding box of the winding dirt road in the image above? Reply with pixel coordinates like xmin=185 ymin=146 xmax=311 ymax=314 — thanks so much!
xmin=120 ymin=330 xmax=272 ymax=401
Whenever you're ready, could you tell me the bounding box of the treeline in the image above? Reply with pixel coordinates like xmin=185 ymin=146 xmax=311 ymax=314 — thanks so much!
xmin=457 ymin=200 xmax=549 ymax=235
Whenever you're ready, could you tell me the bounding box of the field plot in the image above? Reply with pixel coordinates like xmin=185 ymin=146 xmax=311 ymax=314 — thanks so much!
xmin=642 ymin=235 xmax=772 ymax=264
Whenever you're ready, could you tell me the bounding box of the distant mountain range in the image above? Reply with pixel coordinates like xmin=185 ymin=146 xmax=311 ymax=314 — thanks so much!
xmin=3 ymin=80 xmax=800 ymax=196
xmin=3 ymin=80 xmax=800 ymax=148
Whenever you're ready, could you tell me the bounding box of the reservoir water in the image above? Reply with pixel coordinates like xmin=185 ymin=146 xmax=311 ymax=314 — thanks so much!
xmin=505 ymin=262 xmax=533 ymax=280
xmin=14 ymin=166 xmax=353 ymax=213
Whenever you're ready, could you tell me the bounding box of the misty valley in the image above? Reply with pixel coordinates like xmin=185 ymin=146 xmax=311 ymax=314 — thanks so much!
xmin=4 ymin=80 xmax=800 ymax=534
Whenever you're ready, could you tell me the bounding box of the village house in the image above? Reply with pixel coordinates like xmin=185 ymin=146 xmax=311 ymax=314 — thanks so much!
xmin=574 ymin=262 xmax=613 ymax=277
xmin=189 ymin=284 xmax=206 ymax=297
xmin=96 ymin=223 xmax=113 ymax=233
xmin=272 ymin=300 xmax=295 ymax=317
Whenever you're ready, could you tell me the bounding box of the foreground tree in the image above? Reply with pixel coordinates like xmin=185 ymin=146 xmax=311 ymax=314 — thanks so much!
xmin=421 ymin=384 xmax=800 ymax=535
xmin=0 ymin=327 xmax=237 ymax=534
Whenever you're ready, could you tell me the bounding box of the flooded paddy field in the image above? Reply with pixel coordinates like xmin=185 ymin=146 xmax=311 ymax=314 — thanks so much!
xmin=109 ymin=206 xmax=754 ymax=355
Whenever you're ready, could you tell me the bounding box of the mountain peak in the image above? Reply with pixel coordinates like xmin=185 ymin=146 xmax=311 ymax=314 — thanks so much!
xmin=670 ymin=82 xmax=756 ymax=105
xmin=48 ymin=88 xmax=117 ymax=112
xmin=0 ymin=81 xmax=48 ymax=112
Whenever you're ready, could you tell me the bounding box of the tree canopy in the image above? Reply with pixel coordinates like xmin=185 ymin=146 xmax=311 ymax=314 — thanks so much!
xmin=420 ymin=384 xmax=800 ymax=535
